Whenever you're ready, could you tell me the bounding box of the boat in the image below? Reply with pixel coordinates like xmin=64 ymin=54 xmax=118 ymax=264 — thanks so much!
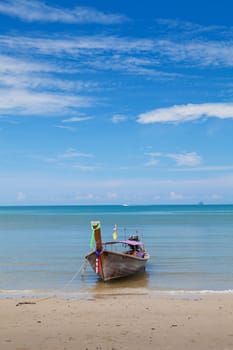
xmin=85 ymin=221 xmax=150 ymax=281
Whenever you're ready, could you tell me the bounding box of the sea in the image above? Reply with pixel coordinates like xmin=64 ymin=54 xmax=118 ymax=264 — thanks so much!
xmin=0 ymin=204 xmax=233 ymax=298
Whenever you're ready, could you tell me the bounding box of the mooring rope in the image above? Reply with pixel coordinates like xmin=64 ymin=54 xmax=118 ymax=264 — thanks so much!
xmin=61 ymin=258 xmax=88 ymax=290
xmin=16 ymin=258 xmax=89 ymax=305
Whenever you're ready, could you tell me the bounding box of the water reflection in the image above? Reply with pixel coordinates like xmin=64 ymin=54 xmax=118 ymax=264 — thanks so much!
xmin=81 ymin=270 xmax=150 ymax=296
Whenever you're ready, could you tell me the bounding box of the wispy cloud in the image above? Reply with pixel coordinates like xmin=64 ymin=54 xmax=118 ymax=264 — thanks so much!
xmin=72 ymin=165 xmax=98 ymax=171
xmin=25 ymin=77 xmax=99 ymax=93
xmin=0 ymin=37 xmax=177 ymax=86
xmin=2 ymin=20 xmax=233 ymax=120
xmin=0 ymin=54 xmax=100 ymax=90
xmin=144 ymin=158 xmax=160 ymax=167
xmin=0 ymin=88 xmax=92 ymax=116
xmin=0 ymin=54 xmax=53 ymax=74
xmin=111 ymin=114 xmax=128 ymax=123
xmin=144 ymin=151 xmax=233 ymax=174
xmin=0 ymin=34 xmax=154 ymax=56
xmin=1 ymin=31 xmax=233 ymax=79
xmin=157 ymin=39 xmax=233 ymax=67
xmin=169 ymin=191 xmax=184 ymax=201
xmin=167 ymin=152 xmax=202 ymax=167
xmin=138 ymin=103 xmax=233 ymax=124
xmin=74 ymin=193 xmax=96 ymax=201
xmin=54 ymin=125 xmax=76 ymax=132
xmin=155 ymin=18 xmax=227 ymax=38
xmin=22 ymin=33 xmax=232 ymax=70
xmin=16 ymin=191 xmax=25 ymax=201
xmin=31 ymin=148 xmax=95 ymax=169
xmin=56 ymin=116 xmax=94 ymax=133
xmin=88 ymin=54 xmax=175 ymax=78
xmin=145 ymin=151 xmax=202 ymax=167
xmin=62 ymin=116 xmax=93 ymax=123
xmin=0 ymin=34 xmax=164 ymax=79
xmin=0 ymin=54 xmax=97 ymax=117
xmin=0 ymin=0 xmax=127 ymax=24
xmin=171 ymin=165 xmax=233 ymax=172
xmin=59 ymin=149 xmax=93 ymax=159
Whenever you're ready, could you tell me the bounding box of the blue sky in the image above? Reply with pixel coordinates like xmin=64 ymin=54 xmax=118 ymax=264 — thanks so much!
xmin=0 ymin=0 xmax=233 ymax=205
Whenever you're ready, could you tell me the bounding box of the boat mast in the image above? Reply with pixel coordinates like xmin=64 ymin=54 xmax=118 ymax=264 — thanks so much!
xmin=91 ymin=221 xmax=102 ymax=251
xmin=91 ymin=221 xmax=103 ymax=275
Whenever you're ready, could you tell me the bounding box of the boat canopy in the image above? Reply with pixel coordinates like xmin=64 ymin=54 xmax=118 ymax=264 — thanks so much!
xmin=104 ymin=240 xmax=143 ymax=246
xmin=120 ymin=239 xmax=143 ymax=245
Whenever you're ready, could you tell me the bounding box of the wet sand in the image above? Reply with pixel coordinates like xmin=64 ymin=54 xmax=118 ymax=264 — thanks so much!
xmin=0 ymin=293 xmax=233 ymax=350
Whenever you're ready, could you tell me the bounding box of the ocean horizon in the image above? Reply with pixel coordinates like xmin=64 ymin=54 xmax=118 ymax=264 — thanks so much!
xmin=0 ymin=204 xmax=233 ymax=297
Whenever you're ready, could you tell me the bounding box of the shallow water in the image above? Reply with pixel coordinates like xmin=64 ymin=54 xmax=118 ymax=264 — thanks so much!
xmin=0 ymin=205 xmax=233 ymax=296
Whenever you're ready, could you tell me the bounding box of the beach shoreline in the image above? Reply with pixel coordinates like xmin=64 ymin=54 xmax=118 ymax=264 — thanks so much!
xmin=1 ymin=285 xmax=233 ymax=301
xmin=1 ymin=293 xmax=233 ymax=350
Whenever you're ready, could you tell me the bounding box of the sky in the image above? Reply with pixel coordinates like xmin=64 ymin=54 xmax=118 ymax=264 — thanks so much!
xmin=0 ymin=0 xmax=233 ymax=205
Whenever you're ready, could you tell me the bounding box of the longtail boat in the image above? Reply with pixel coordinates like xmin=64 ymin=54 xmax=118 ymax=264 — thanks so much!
xmin=85 ymin=221 xmax=150 ymax=281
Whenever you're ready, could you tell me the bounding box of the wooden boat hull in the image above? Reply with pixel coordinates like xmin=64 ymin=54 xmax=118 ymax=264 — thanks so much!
xmin=85 ymin=250 xmax=149 ymax=281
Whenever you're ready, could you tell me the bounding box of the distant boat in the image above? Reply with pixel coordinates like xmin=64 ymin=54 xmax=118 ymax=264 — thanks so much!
xmin=85 ymin=221 xmax=150 ymax=282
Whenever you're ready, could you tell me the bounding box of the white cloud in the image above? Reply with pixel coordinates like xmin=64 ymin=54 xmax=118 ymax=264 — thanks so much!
xmin=153 ymin=195 xmax=161 ymax=200
xmin=144 ymin=158 xmax=160 ymax=167
xmin=144 ymin=151 xmax=202 ymax=167
xmin=72 ymin=165 xmax=98 ymax=171
xmin=111 ymin=114 xmax=128 ymax=123
xmin=106 ymin=192 xmax=118 ymax=199
xmin=159 ymin=39 xmax=233 ymax=67
xmin=62 ymin=116 xmax=93 ymax=123
xmin=75 ymin=193 xmax=95 ymax=201
xmin=167 ymin=152 xmax=202 ymax=167
xmin=171 ymin=165 xmax=233 ymax=172
xmin=1 ymin=24 xmax=233 ymax=78
xmin=58 ymin=148 xmax=93 ymax=159
xmin=89 ymin=54 xmax=173 ymax=78
xmin=0 ymin=0 xmax=127 ymax=24
xmin=1 ymin=171 xmax=233 ymax=205
xmin=137 ymin=103 xmax=233 ymax=124
xmin=2 ymin=7 xmax=233 ymax=73
xmin=0 ymin=55 xmax=87 ymax=93
xmin=0 ymin=88 xmax=92 ymax=116
xmin=145 ymin=152 xmax=163 ymax=157
xmin=16 ymin=191 xmax=25 ymax=201
xmin=169 ymin=191 xmax=184 ymax=201
xmin=54 ymin=125 xmax=75 ymax=132
xmin=2 ymin=32 xmax=233 ymax=84
xmin=0 ymin=34 xmax=166 ymax=80
xmin=0 ymin=34 xmax=154 ymax=56
xmin=24 ymin=77 xmax=97 ymax=93
xmin=210 ymin=193 xmax=222 ymax=200
xmin=32 ymin=148 xmax=94 ymax=166
xmin=0 ymin=54 xmax=53 ymax=74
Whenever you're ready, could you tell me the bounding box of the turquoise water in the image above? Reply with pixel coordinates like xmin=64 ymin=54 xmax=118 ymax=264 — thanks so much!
xmin=0 ymin=205 xmax=233 ymax=295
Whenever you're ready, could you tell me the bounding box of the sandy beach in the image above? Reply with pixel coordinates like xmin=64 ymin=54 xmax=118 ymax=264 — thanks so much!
xmin=0 ymin=293 xmax=232 ymax=350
